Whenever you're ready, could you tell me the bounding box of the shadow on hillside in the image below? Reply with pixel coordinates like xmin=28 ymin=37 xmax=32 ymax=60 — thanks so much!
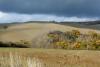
xmin=0 ymin=41 xmax=29 ymax=48
xmin=56 ymin=22 xmax=100 ymax=31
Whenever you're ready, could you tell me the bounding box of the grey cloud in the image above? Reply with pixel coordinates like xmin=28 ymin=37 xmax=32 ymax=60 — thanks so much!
xmin=0 ymin=0 xmax=100 ymax=17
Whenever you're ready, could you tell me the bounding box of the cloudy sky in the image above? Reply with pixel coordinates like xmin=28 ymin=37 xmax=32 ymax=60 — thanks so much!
xmin=0 ymin=0 xmax=100 ymax=23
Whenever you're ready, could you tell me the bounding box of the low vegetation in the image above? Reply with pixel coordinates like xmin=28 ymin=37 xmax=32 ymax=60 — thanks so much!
xmin=0 ymin=40 xmax=32 ymax=48
xmin=0 ymin=29 xmax=100 ymax=50
xmin=47 ymin=30 xmax=100 ymax=50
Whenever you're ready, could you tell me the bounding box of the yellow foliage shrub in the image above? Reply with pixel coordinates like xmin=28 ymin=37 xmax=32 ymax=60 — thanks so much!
xmin=95 ymin=40 xmax=100 ymax=49
xmin=73 ymin=42 xmax=81 ymax=48
xmin=72 ymin=30 xmax=81 ymax=36
xmin=48 ymin=34 xmax=56 ymax=38
xmin=47 ymin=30 xmax=100 ymax=50
xmin=96 ymin=40 xmax=100 ymax=45
xmin=56 ymin=41 xmax=68 ymax=49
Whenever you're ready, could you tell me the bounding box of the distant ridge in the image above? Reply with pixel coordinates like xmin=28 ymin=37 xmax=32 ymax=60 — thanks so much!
xmin=0 ymin=20 xmax=100 ymax=26
xmin=59 ymin=20 xmax=99 ymax=24
xmin=77 ymin=21 xmax=100 ymax=25
xmin=26 ymin=20 xmax=100 ymax=25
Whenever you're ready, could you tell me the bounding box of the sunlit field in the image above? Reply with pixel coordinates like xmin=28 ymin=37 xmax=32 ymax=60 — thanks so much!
xmin=0 ymin=48 xmax=100 ymax=67
xmin=0 ymin=0 xmax=100 ymax=67
xmin=0 ymin=22 xmax=100 ymax=67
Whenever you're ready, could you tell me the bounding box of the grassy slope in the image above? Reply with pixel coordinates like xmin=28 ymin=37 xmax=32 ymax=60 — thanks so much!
xmin=0 ymin=22 xmax=100 ymax=42
xmin=0 ymin=22 xmax=100 ymax=67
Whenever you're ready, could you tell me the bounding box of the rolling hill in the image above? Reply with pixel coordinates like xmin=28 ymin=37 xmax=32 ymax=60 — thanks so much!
xmin=0 ymin=21 xmax=100 ymax=67
xmin=0 ymin=21 xmax=100 ymax=48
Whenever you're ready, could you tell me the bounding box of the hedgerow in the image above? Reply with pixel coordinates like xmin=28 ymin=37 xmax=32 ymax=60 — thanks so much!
xmin=0 ymin=40 xmax=32 ymax=48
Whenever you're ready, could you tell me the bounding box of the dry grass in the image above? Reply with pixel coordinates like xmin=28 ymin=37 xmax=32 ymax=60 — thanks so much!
xmin=0 ymin=48 xmax=100 ymax=67
xmin=0 ymin=52 xmax=44 ymax=67
xmin=0 ymin=22 xmax=100 ymax=67
xmin=0 ymin=23 xmax=100 ymax=42
xmin=0 ymin=22 xmax=100 ymax=48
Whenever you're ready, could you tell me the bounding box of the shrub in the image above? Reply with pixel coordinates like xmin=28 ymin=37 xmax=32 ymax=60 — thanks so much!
xmin=3 ymin=25 xmax=8 ymax=29
xmin=65 ymin=31 xmax=79 ymax=42
xmin=16 ymin=40 xmax=32 ymax=47
xmin=71 ymin=30 xmax=81 ymax=36
xmin=48 ymin=31 xmax=64 ymax=43
xmin=47 ymin=30 xmax=100 ymax=50
xmin=73 ymin=42 xmax=81 ymax=49
xmin=0 ymin=41 xmax=11 ymax=47
xmin=0 ymin=40 xmax=32 ymax=48
xmin=9 ymin=42 xmax=30 ymax=48
xmin=95 ymin=40 xmax=100 ymax=45
xmin=56 ymin=41 xmax=68 ymax=49
xmin=92 ymin=40 xmax=100 ymax=49
xmin=48 ymin=33 xmax=57 ymax=38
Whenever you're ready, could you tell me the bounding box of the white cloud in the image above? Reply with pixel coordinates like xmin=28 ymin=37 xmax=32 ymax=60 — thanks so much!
xmin=0 ymin=11 xmax=99 ymax=23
